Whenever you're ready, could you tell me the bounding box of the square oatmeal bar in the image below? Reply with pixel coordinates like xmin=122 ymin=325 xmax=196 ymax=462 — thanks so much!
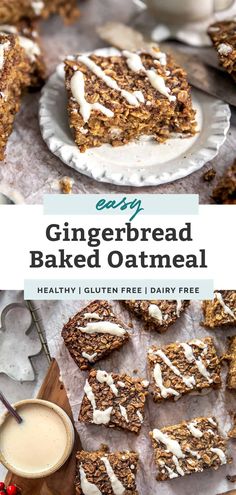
xmin=202 ymin=291 xmax=236 ymax=328
xmin=150 ymin=416 xmax=229 ymax=481
xmin=64 ymin=49 xmax=196 ymax=152
xmin=0 ymin=20 xmax=45 ymax=88
xmin=124 ymin=300 xmax=189 ymax=332
xmin=79 ymin=369 xmax=149 ymax=433
xmin=227 ymin=335 xmax=236 ymax=390
xmin=76 ymin=447 xmax=139 ymax=495
xmin=61 ymin=300 xmax=130 ymax=370
xmin=148 ymin=337 xmax=221 ymax=402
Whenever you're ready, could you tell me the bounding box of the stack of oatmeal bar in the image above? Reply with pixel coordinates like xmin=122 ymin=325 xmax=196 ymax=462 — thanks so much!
xmin=61 ymin=293 xmax=236 ymax=493
xmin=0 ymin=0 xmax=79 ymax=160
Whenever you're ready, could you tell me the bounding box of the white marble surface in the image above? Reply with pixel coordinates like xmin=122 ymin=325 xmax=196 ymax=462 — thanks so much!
xmin=0 ymin=0 xmax=235 ymax=203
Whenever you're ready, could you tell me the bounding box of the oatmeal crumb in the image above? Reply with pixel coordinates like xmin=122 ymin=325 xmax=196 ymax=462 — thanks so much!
xmin=59 ymin=176 xmax=74 ymax=194
xmin=202 ymin=168 xmax=216 ymax=182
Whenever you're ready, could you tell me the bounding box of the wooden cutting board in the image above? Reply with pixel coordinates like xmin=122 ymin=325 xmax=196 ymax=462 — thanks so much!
xmin=5 ymin=359 xmax=81 ymax=495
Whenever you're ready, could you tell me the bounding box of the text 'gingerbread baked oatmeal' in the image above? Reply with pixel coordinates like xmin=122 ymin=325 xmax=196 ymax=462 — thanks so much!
xmin=202 ymin=290 xmax=236 ymax=329
xmin=79 ymin=369 xmax=149 ymax=433
xmin=124 ymin=299 xmax=189 ymax=332
xmin=0 ymin=33 xmax=31 ymax=160
xmin=208 ymin=20 xmax=236 ymax=81
xmin=148 ymin=337 xmax=221 ymax=402
xmin=0 ymin=0 xmax=79 ymax=25
xmin=0 ymin=20 xmax=45 ymax=88
xmin=150 ymin=416 xmax=229 ymax=481
xmin=75 ymin=447 xmax=139 ymax=495
xmin=65 ymin=49 xmax=196 ymax=152
xmin=62 ymin=300 xmax=130 ymax=370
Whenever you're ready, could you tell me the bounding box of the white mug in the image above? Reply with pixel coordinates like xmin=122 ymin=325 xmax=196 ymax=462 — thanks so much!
xmin=144 ymin=0 xmax=235 ymax=23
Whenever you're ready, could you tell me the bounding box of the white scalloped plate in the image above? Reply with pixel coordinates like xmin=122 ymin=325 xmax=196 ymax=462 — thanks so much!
xmin=39 ymin=48 xmax=231 ymax=187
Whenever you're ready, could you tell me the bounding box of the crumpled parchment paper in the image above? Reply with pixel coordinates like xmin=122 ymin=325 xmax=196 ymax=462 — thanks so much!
xmin=42 ymin=299 xmax=236 ymax=495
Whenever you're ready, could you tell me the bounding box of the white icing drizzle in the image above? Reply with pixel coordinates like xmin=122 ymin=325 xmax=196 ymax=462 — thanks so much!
xmin=147 ymin=70 xmax=176 ymax=102
xmin=0 ymin=25 xmax=17 ymax=34
xmin=96 ymin=370 xmax=118 ymax=396
xmin=133 ymin=90 xmax=145 ymax=103
xmin=209 ymin=26 xmax=220 ymax=32
xmin=136 ymin=410 xmax=143 ymax=423
xmin=31 ymin=0 xmax=44 ymax=15
xmin=187 ymin=422 xmax=203 ymax=438
xmin=0 ymin=40 xmax=10 ymax=71
xmin=207 ymin=429 xmax=214 ymax=435
xmin=83 ymin=312 xmax=101 ymax=320
xmin=153 ymin=363 xmax=180 ymax=398
xmin=190 ymin=339 xmax=207 ymax=349
xmin=208 ymin=418 xmax=217 ymax=427
xmin=176 ymin=300 xmax=182 ymax=317
xmin=152 ymin=429 xmax=185 ymax=458
xmin=153 ymin=51 xmax=167 ymax=66
xmin=141 ymin=380 xmax=149 ymax=388
xmin=122 ymin=50 xmax=176 ymax=102
xmin=180 ymin=342 xmax=213 ymax=383
xmin=148 ymin=304 xmax=163 ymax=323
xmin=70 ymin=71 xmax=114 ymax=123
xmin=119 ymin=405 xmax=129 ymax=423
xmin=155 ymin=349 xmax=195 ymax=389
xmin=123 ymin=51 xmax=144 ymax=72
xmin=82 ymin=351 xmax=97 ymax=362
xmin=101 ymin=456 xmax=125 ymax=495
xmin=79 ymin=466 xmax=102 ymax=495
xmin=78 ymin=54 xmax=140 ymax=106
xmin=18 ymin=36 xmax=40 ymax=61
xmin=215 ymin=292 xmax=235 ymax=318
xmin=84 ymin=380 xmax=113 ymax=425
xmin=210 ymin=448 xmax=227 ymax=465
xmin=172 ymin=455 xmax=184 ymax=476
xmin=78 ymin=321 xmax=126 ymax=336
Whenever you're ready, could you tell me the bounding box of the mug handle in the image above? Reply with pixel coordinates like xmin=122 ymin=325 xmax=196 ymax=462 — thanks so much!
xmin=214 ymin=0 xmax=235 ymax=11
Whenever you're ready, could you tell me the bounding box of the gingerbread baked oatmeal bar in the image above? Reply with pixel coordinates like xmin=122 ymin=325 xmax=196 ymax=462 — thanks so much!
xmin=64 ymin=49 xmax=196 ymax=152
xmin=76 ymin=447 xmax=139 ymax=495
xmin=62 ymin=300 xmax=130 ymax=371
xmin=148 ymin=337 xmax=221 ymax=402
xmin=79 ymin=369 xmax=149 ymax=433
xmin=227 ymin=336 xmax=236 ymax=390
xmin=208 ymin=20 xmax=236 ymax=81
xmin=150 ymin=416 xmax=229 ymax=481
xmin=0 ymin=20 xmax=45 ymax=88
xmin=0 ymin=33 xmax=30 ymax=160
xmin=0 ymin=0 xmax=79 ymax=24
xmin=124 ymin=300 xmax=189 ymax=332
xmin=202 ymin=291 xmax=236 ymax=328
